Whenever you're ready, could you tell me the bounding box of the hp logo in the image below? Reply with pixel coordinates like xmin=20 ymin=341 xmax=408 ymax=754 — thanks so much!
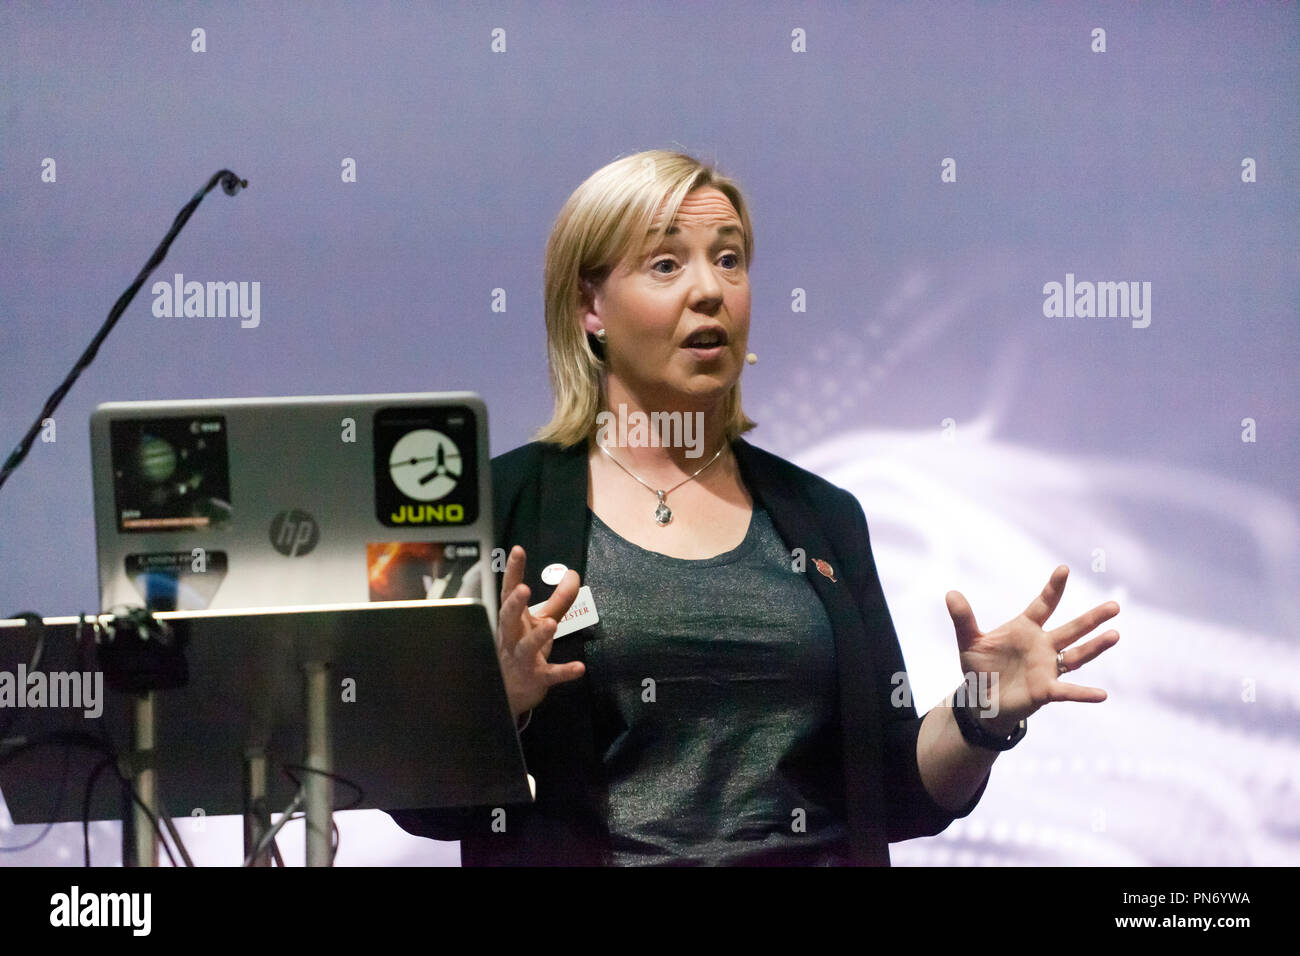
xmin=269 ymin=509 xmax=320 ymax=557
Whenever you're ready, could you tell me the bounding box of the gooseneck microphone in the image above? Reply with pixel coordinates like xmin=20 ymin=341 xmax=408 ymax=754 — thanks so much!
xmin=0 ymin=169 xmax=249 ymax=494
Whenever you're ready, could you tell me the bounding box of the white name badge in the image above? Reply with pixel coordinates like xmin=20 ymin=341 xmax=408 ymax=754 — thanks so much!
xmin=528 ymin=585 xmax=599 ymax=639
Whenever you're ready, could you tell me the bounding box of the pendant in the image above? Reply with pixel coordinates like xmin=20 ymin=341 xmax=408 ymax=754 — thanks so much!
xmin=654 ymin=490 xmax=672 ymax=525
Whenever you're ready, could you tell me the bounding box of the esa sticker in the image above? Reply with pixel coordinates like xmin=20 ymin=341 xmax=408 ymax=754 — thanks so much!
xmin=528 ymin=585 xmax=598 ymax=639
xmin=110 ymin=416 xmax=231 ymax=533
xmin=365 ymin=541 xmax=483 ymax=601
xmin=374 ymin=406 xmax=479 ymax=528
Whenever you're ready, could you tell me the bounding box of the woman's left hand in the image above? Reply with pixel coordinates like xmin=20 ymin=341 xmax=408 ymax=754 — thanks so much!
xmin=944 ymin=565 xmax=1120 ymax=735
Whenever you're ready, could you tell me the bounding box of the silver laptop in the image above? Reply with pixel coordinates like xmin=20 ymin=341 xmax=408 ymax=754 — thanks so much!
xmin=90 ymin=392 xmax=496 ymax=629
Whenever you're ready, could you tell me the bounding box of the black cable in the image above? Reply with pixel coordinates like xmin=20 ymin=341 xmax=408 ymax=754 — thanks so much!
xmin=254 ymin=810 xmax=338 ymax=866
xmin=282 ymin=763 xmax=365 ymax=811
xmin=98 ymin=713 xmax=182 ymax=868
xmin=0 ymin=169 xmax=247 ymax=493
xmin=81 ymin=755 xmax=115 ymax=866
xmin=244 ymin=806 xmax=303 ymax=867
xmin=281 ymin=764 xmax=364 ymax=865
xmin=117 ymin=765 xmax=179 ymax=869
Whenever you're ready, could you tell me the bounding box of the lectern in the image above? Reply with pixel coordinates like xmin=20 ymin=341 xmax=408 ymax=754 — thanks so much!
xmin=0 ymin=600 xmax=531 ymax=866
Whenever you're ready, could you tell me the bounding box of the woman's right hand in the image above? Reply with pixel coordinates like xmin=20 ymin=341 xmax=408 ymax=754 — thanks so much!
xmin=497 ymin=545 xmax=586 ymax=722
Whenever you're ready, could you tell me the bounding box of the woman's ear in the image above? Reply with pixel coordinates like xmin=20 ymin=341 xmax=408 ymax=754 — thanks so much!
xmin=579 ymin=277 xmax=602 ymax=334
xmin=580 ymin=279 xmax=606 ymax=361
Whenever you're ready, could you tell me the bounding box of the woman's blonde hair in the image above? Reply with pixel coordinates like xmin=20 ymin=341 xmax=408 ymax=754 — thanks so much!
xmin=534 ymin=149 xmax=757 ymax=448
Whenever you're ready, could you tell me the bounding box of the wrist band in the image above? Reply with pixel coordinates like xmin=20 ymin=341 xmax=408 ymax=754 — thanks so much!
xmin=952 ymin=696 xmax=1026 ymax=751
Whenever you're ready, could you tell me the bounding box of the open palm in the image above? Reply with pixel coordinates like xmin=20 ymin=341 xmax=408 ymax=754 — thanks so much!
xmin=945 ymin=565 xmax=1120 ymax=735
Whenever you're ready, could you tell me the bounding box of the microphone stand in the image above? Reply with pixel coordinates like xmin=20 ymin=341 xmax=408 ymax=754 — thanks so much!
xmin=0 ymin=169 xmax=248 ymax=867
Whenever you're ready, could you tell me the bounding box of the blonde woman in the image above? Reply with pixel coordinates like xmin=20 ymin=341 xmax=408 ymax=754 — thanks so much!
xmin=392 ymin=150 xmax=1120 ymax=865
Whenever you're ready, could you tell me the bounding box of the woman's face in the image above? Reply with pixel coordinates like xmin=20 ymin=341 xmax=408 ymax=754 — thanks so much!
xmin=583 ymin=186 xmax=750 ymax=412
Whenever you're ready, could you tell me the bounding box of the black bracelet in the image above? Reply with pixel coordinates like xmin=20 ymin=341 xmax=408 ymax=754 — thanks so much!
xmin=952 ymin=697 xmax=1026 ymax=751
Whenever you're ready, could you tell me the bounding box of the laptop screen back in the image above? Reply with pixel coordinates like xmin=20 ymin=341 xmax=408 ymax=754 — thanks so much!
xmin=90 ymin=392 xmax=496 ymax=628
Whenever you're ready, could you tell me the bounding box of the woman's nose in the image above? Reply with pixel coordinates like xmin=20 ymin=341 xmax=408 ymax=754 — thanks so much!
xmin=687 ymin=258 xmax=725 ymax=307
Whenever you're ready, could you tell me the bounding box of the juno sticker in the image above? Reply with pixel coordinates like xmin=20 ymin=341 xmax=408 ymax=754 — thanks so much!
xmin=373 ymin=406 xmax=479 ymax=527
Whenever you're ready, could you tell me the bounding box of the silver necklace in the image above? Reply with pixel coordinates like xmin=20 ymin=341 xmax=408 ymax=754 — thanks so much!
xmin=596 ymin=440 xmax=726 ymax=525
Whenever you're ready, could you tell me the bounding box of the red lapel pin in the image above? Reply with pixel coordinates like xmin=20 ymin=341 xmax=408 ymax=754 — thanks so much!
xmin=813 ymin=558 xmax=837 ymax=583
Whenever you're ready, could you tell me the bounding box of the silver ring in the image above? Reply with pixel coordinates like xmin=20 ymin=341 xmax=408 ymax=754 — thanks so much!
xmin=1056 ymin=650 xmax=1069 ymax=675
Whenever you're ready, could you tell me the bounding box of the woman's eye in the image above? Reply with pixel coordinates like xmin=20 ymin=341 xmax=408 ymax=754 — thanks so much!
xmin=651 ymin=253 xmax=741 ymax=274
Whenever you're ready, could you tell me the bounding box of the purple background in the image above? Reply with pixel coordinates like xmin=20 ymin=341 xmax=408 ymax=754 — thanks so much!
xmin=1 ymin=1 xmax=1297 ymax=865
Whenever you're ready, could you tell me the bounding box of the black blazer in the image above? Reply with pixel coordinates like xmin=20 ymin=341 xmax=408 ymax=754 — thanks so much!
xmin=391 ymin=437 xmax=988 ymax=865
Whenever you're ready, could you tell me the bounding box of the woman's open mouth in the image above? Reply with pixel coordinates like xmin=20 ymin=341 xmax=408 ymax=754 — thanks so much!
xmin=682 ymin=326 xmax=728 ymax=359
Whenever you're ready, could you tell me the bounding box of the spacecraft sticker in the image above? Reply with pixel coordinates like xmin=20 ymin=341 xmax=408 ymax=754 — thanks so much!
xmin=110 ymin=416 xmax=232 ymax=533
xmin=373 ymin=405 xmax=479 ymax=528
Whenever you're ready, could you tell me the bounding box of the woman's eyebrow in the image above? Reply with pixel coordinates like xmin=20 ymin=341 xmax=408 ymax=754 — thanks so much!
xmin=646 ymin=224 xmax=745 ymax=244
xmin=650 ymin=223 xmax=743 ymax=239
